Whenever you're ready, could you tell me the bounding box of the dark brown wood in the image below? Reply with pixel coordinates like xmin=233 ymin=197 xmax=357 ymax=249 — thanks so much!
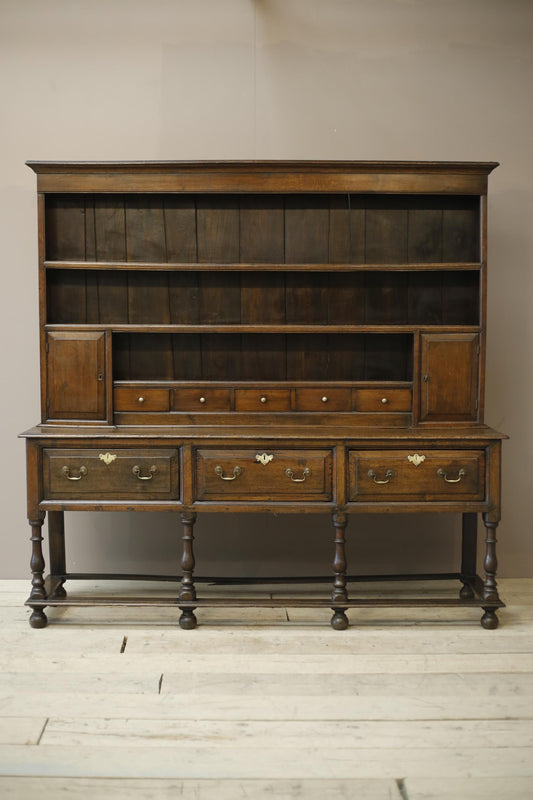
xmin=460 ymin=512 xmax=478 ymax=600
xmin=47 ymin=510 xmax=67 ymax=598
xmin=195 ymin=449 xmax=333 ymax=502
xmin=419 ymin=333 xmax=479 ymax=421
xmin=348 ymin=449 xmax=485 ymax=502
xmin=179 ymin=511 xmax=197 ymax=629
xmin=22 ymin=160 xmax=505 ymax=629
xmin=43 ymin=448 xmax=180 ymax=500
xmin=28 ymin=516 xmax=47 ymax=628
xmin=47 ymin=331 xmax=106 ymax=420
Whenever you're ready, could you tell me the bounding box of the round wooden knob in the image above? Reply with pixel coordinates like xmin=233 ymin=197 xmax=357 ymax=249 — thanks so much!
xmin=381 ymin=397 xmax=389 ymax=404
xmin=321 ymin=396 xmax=328 ymax=403
xmin=260 ymin=396 xmax=267 ymax=404
xmin=137 ymin=397 xmax=145 ymax=404
xmin=199 ymin=396 xmax=206 ymax=404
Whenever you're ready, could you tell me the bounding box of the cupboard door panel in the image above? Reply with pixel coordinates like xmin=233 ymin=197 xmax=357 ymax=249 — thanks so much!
xmin=47 ymin=332 xmax=106 ymax=420
xmin=420 ymin=333 xmax=479 ymax=421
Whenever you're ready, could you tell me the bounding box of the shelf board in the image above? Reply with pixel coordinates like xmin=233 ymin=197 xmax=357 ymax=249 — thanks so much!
xmin=113 ymin=380 xmax=413 ymax=388
xmin=44 ymin=260 xmax=483 ymax=272
xmin=45 ymin=324 xmax=482 ymax=334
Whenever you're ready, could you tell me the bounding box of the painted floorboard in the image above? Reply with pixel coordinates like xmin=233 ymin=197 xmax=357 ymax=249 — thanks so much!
xmin=39 ymin=718 xmax=533 ymax=750
xmin=0 ymin=744 xmax=532 ymax=779
xmin=0 ymin=777 xmax=403 ymax=800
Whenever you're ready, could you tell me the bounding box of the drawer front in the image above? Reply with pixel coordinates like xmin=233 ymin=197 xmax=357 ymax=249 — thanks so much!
xmin=114 ymin=387 xmax=170 ymax=412
xmin=234 ymin=389 xmax=291 ymax=412
xmin=353 ymin=388 xmax=412 ymax=412
xmin=43 ymin=449 xmax=180 ymax=499
xmin=174 ymin=388 xmax=231 ymax=411
xmin=196 ymin=449 xmax=333 ymax=501
xmin=348 ymin=450 xmax=485 ymax=502
xmin=294 ymin=388 xmax=352 ymax=412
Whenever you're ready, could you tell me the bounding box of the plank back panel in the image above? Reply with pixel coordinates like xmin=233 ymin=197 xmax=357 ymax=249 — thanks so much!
xmin=240 ymin=196 xmax=284 ymax=263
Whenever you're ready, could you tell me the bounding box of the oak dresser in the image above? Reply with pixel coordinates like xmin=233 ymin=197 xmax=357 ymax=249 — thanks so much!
xmin=21 ymin=160 xmax=506 ymax=630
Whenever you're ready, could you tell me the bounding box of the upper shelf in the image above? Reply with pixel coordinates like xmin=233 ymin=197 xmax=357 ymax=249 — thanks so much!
xmin=43 ymin=192 xmax=481 ymax=264
xmin=28 ymin=160 xmax=499 ymax=194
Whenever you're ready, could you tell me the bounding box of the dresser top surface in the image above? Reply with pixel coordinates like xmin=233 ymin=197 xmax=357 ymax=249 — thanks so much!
xmin=26 ymin=160 xmax=499 ymax=175
xmin=20 ymin=424 xmax=507 ymax=442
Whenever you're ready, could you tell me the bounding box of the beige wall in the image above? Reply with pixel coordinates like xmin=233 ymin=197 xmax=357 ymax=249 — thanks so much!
xmin=1 ymin=0 xmax=532 ymax=580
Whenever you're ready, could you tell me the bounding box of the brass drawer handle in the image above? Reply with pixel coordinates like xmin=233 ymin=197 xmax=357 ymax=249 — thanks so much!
xmin=62 ymin=465 xmax=87 ymax=481
xmin=214 ymin=465 xmax=242 ymax=481
xmin=132 ymin=465 xmax=157 ymax=481
xmin=368 ymin=469 xmax=395 ymax=485
xmin=437 ymin=467 xmax=466 ymax=483
xmin=285 ymin=467 xmax=312 ymax=482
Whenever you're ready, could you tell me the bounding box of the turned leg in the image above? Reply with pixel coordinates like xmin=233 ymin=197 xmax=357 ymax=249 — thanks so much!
xmin=480 ymin=514 xmax=501 ymax=630
xmin=48 ymin=510 xmax=67 ymax=599
xmin=178 ymin=511 xmax=197 ymax=630
xmin=459 ymin=512 xmax=477 ymax=600
xmin=28 ymin=516 xmax=48 ymax=629
xmin=331 ymin=511 xmax=349 ymax=631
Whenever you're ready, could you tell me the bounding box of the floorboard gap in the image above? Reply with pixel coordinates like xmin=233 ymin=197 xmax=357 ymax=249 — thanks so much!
xmin=36 ymin=718 xmax=49 ymax=746
xmin=396 ymin=778 xmax=409 ymax=800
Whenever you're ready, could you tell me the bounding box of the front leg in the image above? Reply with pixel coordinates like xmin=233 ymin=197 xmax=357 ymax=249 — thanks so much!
xmin=331 ymin=511 xmax=349 ymax=630
xmin=27 ymin=515 xmax=48 ymax=629
xmin=178 ymin=511 xmax=197 ymax=630
xmin=481 ymin=514 xmax=501 ymax=630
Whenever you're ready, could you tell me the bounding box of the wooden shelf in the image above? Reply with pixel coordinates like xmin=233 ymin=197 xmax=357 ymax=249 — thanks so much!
xmin=44 ymin=260 xmax=483 ymax=272
xmin=45 ymin=324 xmax=482 ymax=334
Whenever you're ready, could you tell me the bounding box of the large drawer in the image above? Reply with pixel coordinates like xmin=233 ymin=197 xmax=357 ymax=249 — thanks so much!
xmin=43 ymin=448 xmax=180 ymax=499
xmin=348 ymin=449 xmax=485 ymax=502
xmin=196 ymin=449 xmax=333 ymax=501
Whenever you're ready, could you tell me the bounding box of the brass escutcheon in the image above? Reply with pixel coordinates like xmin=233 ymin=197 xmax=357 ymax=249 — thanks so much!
xmin=407 ymin=454 xmax=426 ymax=467
xmin=255 ymin=453 xmax=274 ymax=465
xmin=99 ymin=453 xmax=117 ymax=465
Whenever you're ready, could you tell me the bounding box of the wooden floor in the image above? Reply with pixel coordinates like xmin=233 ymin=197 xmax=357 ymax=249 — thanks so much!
xmin=1 ymin=578 xmax=533 ymax=799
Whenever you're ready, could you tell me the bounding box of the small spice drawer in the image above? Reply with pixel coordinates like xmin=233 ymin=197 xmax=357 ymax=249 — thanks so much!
xmin=348 ymin=449 xmax=485 ymax=502
xmin=173 ymin=388 xmax=231 ymax=411
xmin=114 ymin=388 xmax=170 ymax=412
xmin=43 ymin=448 xmax=180 ymax=499
xmin=196 ymin=448 xmax=333 ymax=501
xmin=234 ymin=389 xmax=291 ymax=412
xmin=353 ymin=388 xmax=412 ymax=412
xmin=294 ymin=388 xmax=352 ymax=412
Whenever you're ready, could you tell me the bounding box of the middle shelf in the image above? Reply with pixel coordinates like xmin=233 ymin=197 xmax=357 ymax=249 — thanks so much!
xmin=46 ymin=268 xmax=480 ymax=327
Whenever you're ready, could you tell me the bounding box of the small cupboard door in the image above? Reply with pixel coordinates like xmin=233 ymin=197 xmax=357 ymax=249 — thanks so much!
xmin=420 ymin=333 xmax=479 ymax=422
xmin=47 ymin=331 xmax=106 ymax=420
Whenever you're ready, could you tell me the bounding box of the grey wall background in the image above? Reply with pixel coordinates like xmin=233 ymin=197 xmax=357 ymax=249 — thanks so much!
xmin=1 ymin=0 xmax=531 ymax=579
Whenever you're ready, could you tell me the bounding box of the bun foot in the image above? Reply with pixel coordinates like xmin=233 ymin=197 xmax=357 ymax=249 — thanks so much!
xmin=459 ymin=582 xmax=475 ymax=600
xmin=29 ymin=608 xmax=48 ymax=629
xmin=481 ymin=608 xmax=499 ymax=630
xmin=331 ymin=608 xmax=349 ymax=630
xmin=179 ymin=609 xmax=197 ymax=630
